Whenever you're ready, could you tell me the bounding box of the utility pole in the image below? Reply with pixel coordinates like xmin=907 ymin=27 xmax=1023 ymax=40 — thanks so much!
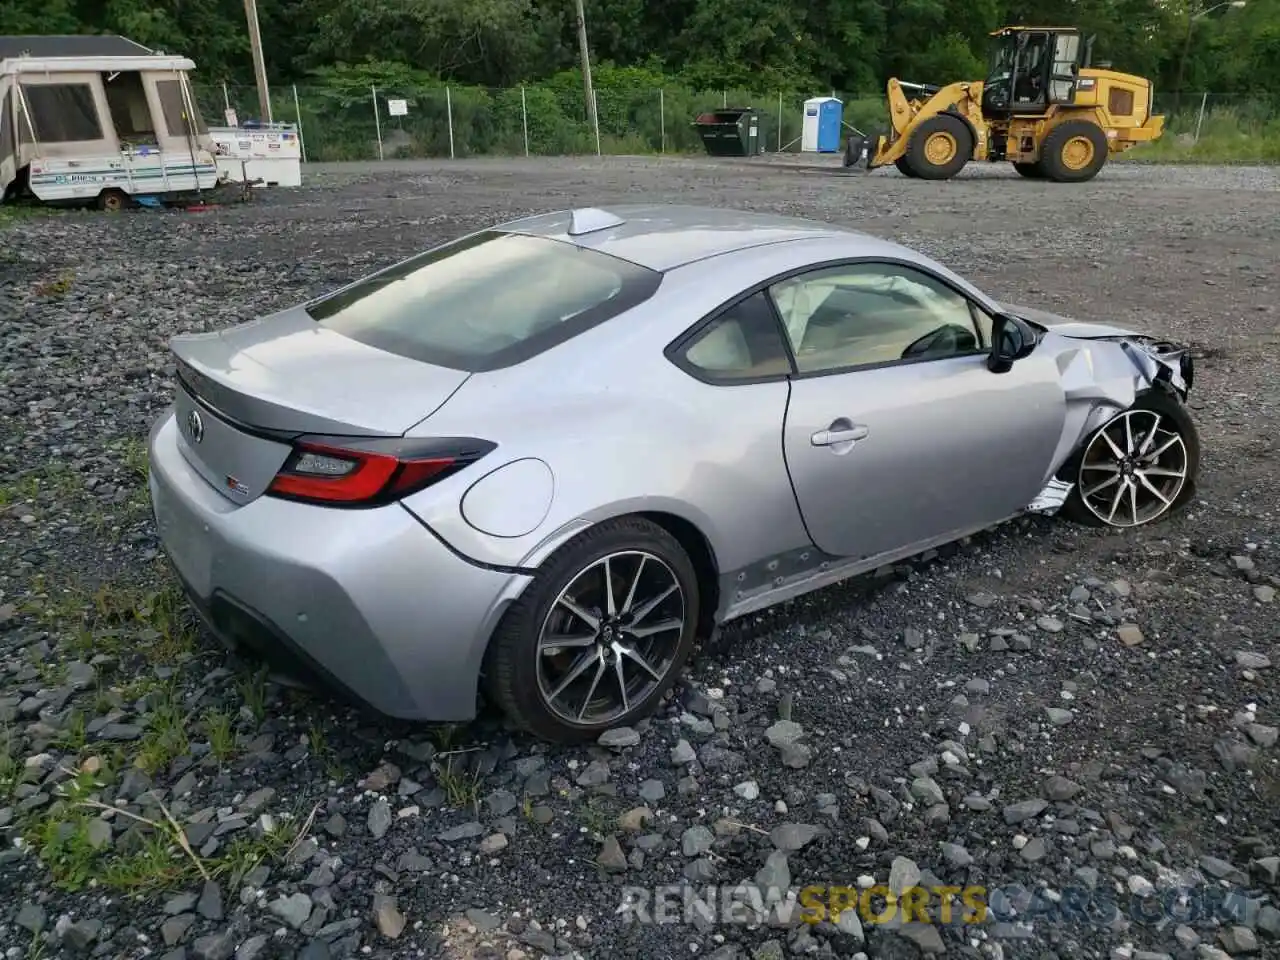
xmin=573 ymin=0 xmax=596 ymax=137
xmin=244 ymin=0 xmax=272 ymax=122
xmin=1174 ymin=0 xmax=1246 ymax=110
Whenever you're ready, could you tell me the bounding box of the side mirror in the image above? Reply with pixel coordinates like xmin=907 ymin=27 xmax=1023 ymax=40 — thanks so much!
xmin=988 ymin=312 xmax=1036 ymax=373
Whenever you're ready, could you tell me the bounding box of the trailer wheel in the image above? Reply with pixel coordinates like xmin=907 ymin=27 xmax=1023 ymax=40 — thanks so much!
xmin=1040 ymin=121 xmax=1109 ymax=183
xmin=97 ymin=189 xmax=130 ymax=212
xmin=903 ymin=114 xmax=973 ymax=180
xmin=1013 ymin=161 xmax=1045 ymax=178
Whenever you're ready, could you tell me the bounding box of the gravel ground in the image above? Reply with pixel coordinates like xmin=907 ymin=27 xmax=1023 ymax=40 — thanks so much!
xmin=1 ymin=156 xmax=1279 ymax=960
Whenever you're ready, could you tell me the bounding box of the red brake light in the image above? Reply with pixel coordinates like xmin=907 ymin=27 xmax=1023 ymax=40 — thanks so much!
xmin=267 ymin=437 xmax=494 ymax=507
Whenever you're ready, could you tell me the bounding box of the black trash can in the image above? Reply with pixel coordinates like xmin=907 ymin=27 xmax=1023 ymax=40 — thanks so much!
xmin=692 ymin=108 xmax=761 ymax=157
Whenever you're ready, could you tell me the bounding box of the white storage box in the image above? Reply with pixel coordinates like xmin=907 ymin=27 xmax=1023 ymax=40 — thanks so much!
xmin=209 ymin=124 xmax=302 ymax=188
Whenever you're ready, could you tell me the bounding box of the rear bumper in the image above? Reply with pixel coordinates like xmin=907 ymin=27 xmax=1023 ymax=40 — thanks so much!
xmin=147 ymin=409 xmax=532 ymax=721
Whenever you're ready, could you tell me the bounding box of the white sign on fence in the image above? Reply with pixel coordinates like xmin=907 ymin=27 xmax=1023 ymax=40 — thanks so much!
xmin=387 ymin=99 xmax=408 ymax=116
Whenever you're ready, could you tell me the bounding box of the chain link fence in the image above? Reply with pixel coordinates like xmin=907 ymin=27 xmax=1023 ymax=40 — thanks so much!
xmin=192 ymin=82 xmax=1278 ymax=164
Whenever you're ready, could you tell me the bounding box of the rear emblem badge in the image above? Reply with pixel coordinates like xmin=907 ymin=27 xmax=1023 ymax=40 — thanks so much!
xmin=187 ymin=409 xmax=205 ymax=444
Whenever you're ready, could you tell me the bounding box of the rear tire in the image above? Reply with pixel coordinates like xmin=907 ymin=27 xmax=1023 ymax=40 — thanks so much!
xmin=1057 ymin=389 xmax=1200 ymax=528
xmin=1013 ymin=161 xmax=1045 ymax=179
xmin=1039 ymin=120 xmax=1108 ymax=183
xmin=903 ymin=114 xmax=973 ymax=180
xmin=97 ymin=189 xmax=130 ymax=212
xmin=482 ymin=516 xmax=701 ymax=743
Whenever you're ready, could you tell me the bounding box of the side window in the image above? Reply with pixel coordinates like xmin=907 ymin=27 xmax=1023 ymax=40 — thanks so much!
xmin=155 ymin=80 xmax=192 ymax=137
xmin=0 ymin=90 xmax=13 ymax=162
xmin=677 ymin=291 xmax=792 ymax=382
xmin=768 ymin=262 xmax=983 ymax=375
xmin=18 ymin=83 xmax=104 ymax=143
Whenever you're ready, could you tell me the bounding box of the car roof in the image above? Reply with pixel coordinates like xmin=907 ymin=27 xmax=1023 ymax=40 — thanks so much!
xmin=493 ymin=203 xmax=906 ymax=272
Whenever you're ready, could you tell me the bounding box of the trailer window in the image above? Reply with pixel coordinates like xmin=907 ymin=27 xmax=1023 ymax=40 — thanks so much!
xmin=19 ymin=83 xmax=104 ymax=142
xmin=156 ymin=80 xmax=199 ymax=138
xmin=0 ymin=90 xmax=13 ymax=163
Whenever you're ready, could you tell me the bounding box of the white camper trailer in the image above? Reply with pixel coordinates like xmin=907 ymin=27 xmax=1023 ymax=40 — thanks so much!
xmin=0 ymin=35 xmax=220 ymax=209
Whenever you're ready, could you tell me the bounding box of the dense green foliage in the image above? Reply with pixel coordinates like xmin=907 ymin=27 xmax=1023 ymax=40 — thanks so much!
xmin=3 ymin=0 xmax=1277 ymax=98
xmin=4 ymin=0 xmax=1278 ymax=162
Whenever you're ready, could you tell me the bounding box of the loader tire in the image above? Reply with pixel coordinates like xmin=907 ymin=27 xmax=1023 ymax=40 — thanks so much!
xmin=895 ymin=157 xmax=920 ymax=178
xmin=1013 ymin=161 xmax=1045 ymax=179
xmin=903 ymin=114 xmax=972 ymax=180
xmin=1040 ymin=120 xmax=1108 ymax=183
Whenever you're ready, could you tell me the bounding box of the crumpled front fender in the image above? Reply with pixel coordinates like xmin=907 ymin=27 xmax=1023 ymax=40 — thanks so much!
xmin=1025 ymin=331 xmax=1195 ymax=516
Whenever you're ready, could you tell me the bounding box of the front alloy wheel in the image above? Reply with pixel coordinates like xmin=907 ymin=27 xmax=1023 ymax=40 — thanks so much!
xmin=484 ymin=516 xmax=700 ymax=742
xmin=1076 ymin=407 xmax=1190 ymax=527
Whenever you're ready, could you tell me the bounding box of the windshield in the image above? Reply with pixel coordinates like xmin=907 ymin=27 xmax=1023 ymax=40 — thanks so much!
xmin=307 ymin=231 xmax=662 ymax=371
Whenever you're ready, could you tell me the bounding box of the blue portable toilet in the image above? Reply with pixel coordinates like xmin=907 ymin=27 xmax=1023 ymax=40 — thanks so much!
xmin=801 ymin=97 xmax=844 ymax=153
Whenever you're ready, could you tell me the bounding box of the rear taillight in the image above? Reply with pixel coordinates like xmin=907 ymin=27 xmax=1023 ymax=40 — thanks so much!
xmin=267 ymin=437 xmax=494 ymax=507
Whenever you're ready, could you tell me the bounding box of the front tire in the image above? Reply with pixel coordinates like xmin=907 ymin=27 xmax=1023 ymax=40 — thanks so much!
xmin=895 ymin=157 xmax=920 ymax=178
xmin=903 ymin=114 xmax=973 ymax=180
xmin=1058 ymin=389 xmax=1200 ymax=528
xmin=483 ymin=516 xmax=700 ymax=743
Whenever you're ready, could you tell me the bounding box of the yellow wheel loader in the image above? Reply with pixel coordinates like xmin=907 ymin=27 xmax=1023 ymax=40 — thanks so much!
xmin=844 ymin=26 xmax=1165 ymax=183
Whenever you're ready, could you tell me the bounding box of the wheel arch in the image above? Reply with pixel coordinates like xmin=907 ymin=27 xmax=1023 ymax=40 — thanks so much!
xmin=1052 ymin=381 xmax=1197 ymax=485
xmin=515 ymin=504 xmax=723 ymax=631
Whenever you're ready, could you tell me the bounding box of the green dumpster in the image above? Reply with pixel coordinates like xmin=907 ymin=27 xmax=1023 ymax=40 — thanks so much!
xmin=692 ymin=108 xmax=762 ymax=157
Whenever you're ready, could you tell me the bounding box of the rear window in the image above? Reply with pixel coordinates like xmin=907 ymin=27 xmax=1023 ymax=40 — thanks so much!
xmin=306 ymin=231 xmax=662 ymax=371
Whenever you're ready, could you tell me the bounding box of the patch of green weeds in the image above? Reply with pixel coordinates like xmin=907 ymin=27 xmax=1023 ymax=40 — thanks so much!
xmin=432 ymin=753 xmax=483 ymax=812
xmin=135 ymin=684 xmax=193 ymax=776
xmin=235 ymin=665 xmax=269 ymax=723
xmin=201 ymin=708 xmax=238 ymax=763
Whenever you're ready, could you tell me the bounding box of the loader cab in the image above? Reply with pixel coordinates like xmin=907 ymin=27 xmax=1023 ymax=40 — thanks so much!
xmin=982 ymin=27 xmax=1085 ymax=117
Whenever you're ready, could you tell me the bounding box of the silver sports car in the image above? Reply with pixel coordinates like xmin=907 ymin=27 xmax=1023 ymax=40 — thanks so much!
xmin=148 ymin=203 xmax=1199 ymax=742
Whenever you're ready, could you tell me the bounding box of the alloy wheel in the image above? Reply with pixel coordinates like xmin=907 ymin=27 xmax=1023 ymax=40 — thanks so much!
xmin=535 ymin=550 xmax=686 ymax=727
xmin=1077 ymin=408 xmax=1189 ymax=527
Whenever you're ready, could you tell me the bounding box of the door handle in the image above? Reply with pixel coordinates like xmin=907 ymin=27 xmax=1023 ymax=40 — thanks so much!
xmin=811 ymin=424 xmax=870 ymax=447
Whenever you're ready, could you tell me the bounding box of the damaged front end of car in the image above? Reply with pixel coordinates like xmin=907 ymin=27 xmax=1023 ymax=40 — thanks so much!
xmin=1023 ymin=329 xmax=1197 ymax=517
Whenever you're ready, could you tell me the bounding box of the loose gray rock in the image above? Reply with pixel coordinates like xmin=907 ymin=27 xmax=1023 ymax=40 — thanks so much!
xmin=366 ymin=797 xmax=391 ymax=839
xmin=1044 ymin=775 xmax=1083 ymax=801
xmin=756 ymin=850 xmax=790 ymax=891
xmin=268 ymin=892 xmax=314 ymax=929
xmin=638 ymin=779 xmax=666 ymax=803
xmin=889 ymin=856 xmax=920 ymax=895
xmin=770 ymin=822 xmax=821 ymax=852
xmin=197 ymin=879 xmax=223 ymax=921
xmin=598 ymin=835 xmax=628 ymax=872
xmin=192 ymin=931 xmax=236 ymax=960
xmin=763 ymin=720 xmax=804 ymax=748
xmin=65 ymin=918 xmax=103 ymax=950
xmin=682 ymin=824 xmax=716 ymax=856
xmin=372 ymin=894 xmax=406 ymax=939
xmin=1003 ymin=799 xmax=1049 ymax=824
xmin=439 ymin=821 xmax=484 ymax=841
xmin=670 ymin=739 xmax=696 ymax=765
xmin=598 ymin=727 xmax=640 ymax=748
xmin=16 ymin=903 xmax=46 ymax=934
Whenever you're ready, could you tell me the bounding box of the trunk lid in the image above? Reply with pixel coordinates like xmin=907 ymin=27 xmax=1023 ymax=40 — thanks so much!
xmin=169 ymin=307 xmax=471 ymax=503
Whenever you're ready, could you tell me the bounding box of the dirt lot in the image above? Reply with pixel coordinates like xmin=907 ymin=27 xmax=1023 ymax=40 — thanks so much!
xmin=1 ymin=156 xmax=1279 ymax=960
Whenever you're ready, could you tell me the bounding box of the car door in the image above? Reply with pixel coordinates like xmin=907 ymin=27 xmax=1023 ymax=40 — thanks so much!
xmin=773 ymin=259 xmax=1068 ymax=562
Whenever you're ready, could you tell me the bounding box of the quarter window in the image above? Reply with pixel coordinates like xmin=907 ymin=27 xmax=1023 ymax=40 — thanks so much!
xmin=678 ymin=291 xmax=792 ymax=382
xmin=768 ymin=262 xmax=984 ymax=374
